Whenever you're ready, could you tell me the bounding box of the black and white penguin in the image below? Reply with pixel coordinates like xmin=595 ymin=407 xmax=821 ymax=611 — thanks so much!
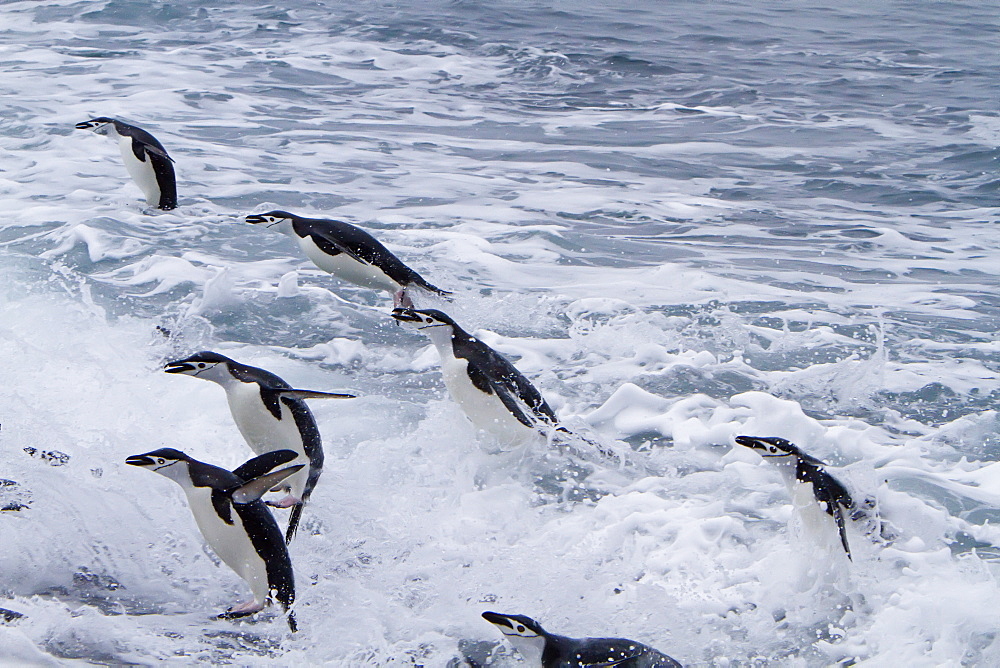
xmin=391 ymin=308 xmax=563 ymax=444
xmin=735 ymin=435 xmax=856 ymax=560
xmin=125 ymin=448 xmax=302 ymax=630
xmin=482 ymin=611 xmax=682 ymax=668
xmin=245 ymin=210 xmax=450 ymax=307
xmin=165 ymin=351 xmax=355 ymax=544
xmin=75 ymin=117 xmax=177 ymax=210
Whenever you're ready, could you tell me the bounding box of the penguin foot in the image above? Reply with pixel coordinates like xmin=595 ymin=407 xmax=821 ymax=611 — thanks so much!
xmin=265 ymin=495 xmax=301 ymax=509
xmin=218 ymin=599 xmax=264 ymax=619
xmin=393 ymin=290 xmax=414 ymax=309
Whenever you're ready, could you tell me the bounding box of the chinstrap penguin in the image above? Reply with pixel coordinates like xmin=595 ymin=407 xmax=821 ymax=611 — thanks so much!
xmin=126 ymin=448 xmax=302 ymax=630
xmin=482 ymin=611 xmax=682 ymax=667
xmin=736 ymin=435 xmax=856 ymax=560
xmin=391 ymin=308 xmax=565 ymax=445
xmin=75 ymin=117 xmax=177 ymax=210
xmin=245 ymin=210 xmax=450 ymax=307
xmin=165 ymin=351 xmax=356 ymax=544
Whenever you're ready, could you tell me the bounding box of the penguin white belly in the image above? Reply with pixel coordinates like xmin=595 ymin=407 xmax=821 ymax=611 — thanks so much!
xmin=438 ymin=355 xmax=535 ymax=443
xmin=116 ymin=134 xmax=160 ymax=206
xmin=789 ymin=480 xmax=839 ymax=555
xmin=185 ymin=487 xmax=270 ymax=604
xmin=224 ymin=383 xmax=310 ymax=499
xmin=297 ymin=235 xmax=399 ymax=293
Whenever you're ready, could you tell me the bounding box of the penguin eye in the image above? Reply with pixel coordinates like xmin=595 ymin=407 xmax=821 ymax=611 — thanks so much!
xmin=768 ymin=446 xmax=777 ymax=453
xmin=157 ymin=458 xmax=165 ymax=464
xmin=425 ymin=318 xmax=432 ymax=323
xmin=197 ymin=363 xmax=206 ymax=369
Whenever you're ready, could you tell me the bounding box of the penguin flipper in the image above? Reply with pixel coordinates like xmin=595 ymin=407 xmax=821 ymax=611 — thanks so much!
xmin=495 ymin=369 xmax=560 ymax=428
xmin=832 ymin=501 xmax=853 ymax=560
xmin=232 ymin=465 xmax=304 ymax=505
xmin=308 ymin=231 xmax=368 ymax=265
xmin=284 ymin=503 xmax=304 ymax=544
xmin=277 ymin=388 xmax=357 ymax=400
xmin=492 ymin=381 xmax=542 ymax=429
xmin=463 ymin=362 xmax=535 ymax=428
xmin=136 ymin=139 xmax=175 ymax=163
xmin=459 ymin=341 xmax=558 ymax=429
xmin=233 ymin=449 xmax=300 ymax=482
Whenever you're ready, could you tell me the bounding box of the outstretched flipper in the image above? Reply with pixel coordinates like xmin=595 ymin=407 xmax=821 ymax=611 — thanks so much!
xmin=232 ymin=449 xmax=299 ymax=483
xmin=232 ymin=466 xmax=304 ymax=505
xmin=276 ymin=388 xmax=356 ymax=400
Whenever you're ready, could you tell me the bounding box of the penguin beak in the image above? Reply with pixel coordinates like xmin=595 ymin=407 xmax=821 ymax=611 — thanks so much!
xmin=390 ymin=308 xmax=422 ymax=324
xmin=481 ymin=611 xmax=512 ymax=628
xmin=74 ymin=121 xmax=93 ymax=130
xmin=245 ymin=214 xmax=267 ymax=225
xmin=735 ymin=435 xmax=776 ymax=454
xmin=125 ymin=454 xmax=155 ymax=467
xmin=164 ymin=360 xmax=195 ymax=374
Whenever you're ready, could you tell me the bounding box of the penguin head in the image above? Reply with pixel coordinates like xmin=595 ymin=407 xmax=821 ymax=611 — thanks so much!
xmin=391 ymin=308 xmax=458 ymax=330
xmin=246 ymin=210 xmax=296 ymax=233
xmin=164 ymin=351 xmax=237 ymax=383
xmin=482 ymin=612 xmax=547 ymax=659
xmin=126 ymin=448 xmax=192 ymax=484
xmin=735 ymin=435 xmax=801 ymax=459
xmin=391 ymin=308 xmax=460 ymax=344
xmin=75 ymin=117 xmax=116 ymax=136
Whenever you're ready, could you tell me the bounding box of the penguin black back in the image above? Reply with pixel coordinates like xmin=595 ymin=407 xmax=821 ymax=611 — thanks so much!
xmin=293 ymin=215 xmax=446 ymax=295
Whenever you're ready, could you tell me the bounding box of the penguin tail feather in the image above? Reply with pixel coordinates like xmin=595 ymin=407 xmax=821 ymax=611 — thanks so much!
xmin=286 ymin=610 xmax=298 ymax=633
xmin=418 ymin=282 xmax=452 ymax=299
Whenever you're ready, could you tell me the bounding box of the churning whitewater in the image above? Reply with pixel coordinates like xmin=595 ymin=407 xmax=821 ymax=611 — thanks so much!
xmin=1 ymin=1 xmax=999 ymax=665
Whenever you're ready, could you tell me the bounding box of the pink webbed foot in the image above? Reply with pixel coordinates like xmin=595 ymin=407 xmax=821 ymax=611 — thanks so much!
xmin=218 ymin=599 xmax=264 ymax=619
xmin=393 ymin=289 xmax=414 ymax=309
xmin=265 ymin=494 xmax=301 ymax=509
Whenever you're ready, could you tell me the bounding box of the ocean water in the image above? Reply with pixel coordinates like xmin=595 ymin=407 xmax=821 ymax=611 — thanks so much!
xmin=1 ymin=0 xmax=998 ymax=664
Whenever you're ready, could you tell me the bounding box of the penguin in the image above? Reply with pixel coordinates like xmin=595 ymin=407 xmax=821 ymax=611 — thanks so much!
xmin=245 ymin=210 xmax=450 ymax=307
xmin=125 ymin=448 xmax=302 ymax=630
xmin=735 ymin=435 xmax=856 ymax=560
xmin=75 ymin=117 xmax=177 ymax=210
xmin=164 ymin=351 xmax=356 ymax=544
xmin=482 ymin=611 xmax=682 ymax=668
xmin=391 ymin=308 xmax=564 ymax=444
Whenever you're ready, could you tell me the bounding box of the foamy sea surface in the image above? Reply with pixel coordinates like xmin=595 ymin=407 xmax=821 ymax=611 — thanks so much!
xmin=1 ymin=1 xmax=999 ymax=665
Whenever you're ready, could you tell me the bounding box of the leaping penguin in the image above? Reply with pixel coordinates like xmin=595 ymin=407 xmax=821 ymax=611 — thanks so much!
xmin=482 ymin=611 xmax=682 ymax=667
xmin=391 ymin=308 xmax=564 ymax=445
xmin=735 ymin=435 xmax=856 ymax=560
xmin=245 ymin=210 xmax=450 ymax=308
xmin=165 ymin=351 xmax=356 ymax=544
xmin=125 ymin=448 xmax=302 ymax=631
xmin=75 ymin=117 xmax=177 ymax=210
